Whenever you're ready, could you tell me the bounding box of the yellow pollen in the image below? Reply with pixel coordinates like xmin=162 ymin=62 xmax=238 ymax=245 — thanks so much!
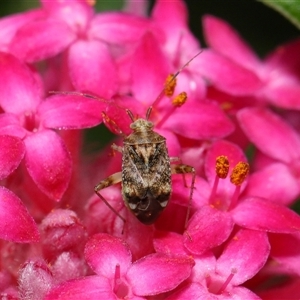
xmin=230 ymin=162 xmax=249 ymax=186
xmin=172 ymin=92 xmax=187 ymax=107
xmin=216 ymin=155 xmax=229 ymax=179
xmin=221 ymin=102 xmax=233 ymax=111
xmin=164 ymin=74 xmax=177 ymax=97
xmin=86 ymin=0 xmax=96 ymax=5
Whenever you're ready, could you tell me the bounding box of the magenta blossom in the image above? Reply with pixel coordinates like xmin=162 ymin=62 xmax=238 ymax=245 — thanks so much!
xmin=0 ymin=52 xmax=104 ymax=201
xmin=9 ymin=0 xmax=161 ymax=97
xmin=0 ymin=1 xmax=300 ymax=298
xmin=184 ymin=139 xmax=300 ymax=255
xmin=201 ymin=15 xmax=300 ymax=110
xmin=238 ymin=107 xmax=300 ymax=204
xmin=156 ymin=229 xmax=270 ymax=299
xmin=45 ymin=233 xmax=194 ymax=299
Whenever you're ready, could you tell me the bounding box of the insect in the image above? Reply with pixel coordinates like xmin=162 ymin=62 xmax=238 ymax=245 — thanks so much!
xmin=94 ymin=53 xmax=200 ymax=225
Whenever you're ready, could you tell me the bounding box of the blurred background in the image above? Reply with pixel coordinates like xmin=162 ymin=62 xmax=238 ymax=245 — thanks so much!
xmin=0 ymin=0 xmax=299 ymax=57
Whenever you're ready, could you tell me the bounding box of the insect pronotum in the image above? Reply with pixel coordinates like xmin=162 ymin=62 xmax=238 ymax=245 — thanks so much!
xmin=94 ymin=52 xmax=201 ymax=225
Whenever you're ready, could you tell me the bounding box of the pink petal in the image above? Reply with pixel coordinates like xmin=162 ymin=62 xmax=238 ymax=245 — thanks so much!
xmin=153 ymin=231 xmax=186 ymax=256
xmin=0 ymin=113 xmax=26 ymax=138
xmin=0 ymin=186 xmax=39 ymax=242
xmin=152 ymin=0 xmax=188 ymax=28
xmin=237 ymin=107 xmax=300 ymax=163
xmin=196 ymin=50 xmax=262 ymax=95
xmin=151 ymin=0 xmax=200 ymax=58
xmin=184 ymin=205 xmax=234 ymax=255
xmin=41 ymin=0 xmax=94 ymax=31
xmin=44 ymin=276 xmax=116 ymax=300
xmin=10 ymin=19 xmax=76 ymax=62
xmin=245 ymin=163 xmax=300 ymax=206
xmin=0 ymin=52 xmax=41 ymax=114
xmin=216 ymin=229 xmax=270 ymax=285
xmin=265 ymin=39 xmax=300 ymax=77
xmin=68 ymin=40 xmax=118 ymax=98
xmin=269 ymin=232 xmax=300 ymax=276
xmin=232 ymin=197 xmax=300 ymax=233
xmin=24 ymin=130 xmax=72 ymax=201
xmin=39 ymin=94 xmax=105 ymax=129
xmin=131 ymin=32 xmax=171 ymax=106
xmin=166 ymin=283 xmax=215 ymax=300
xmin=264 ymin=83 xmax=300 ymax=110
xmin=127 ymin=253 xmax=194 ymax=296
xmin=84 ymin=233 xmax=132 ymax=278
xmin=203 ymin=15 xmax=259 ymax=69
xmin=230 ymin=286 xmax=261 ymax=299
xmin=0 ymin=9 xmax=44 ymax=51
xmin=163 ymin=100 xmax=234 ymax=140
xmin=89 ymin=12 xmax=156 ymax=44
xmin=0 ymin=135 xmax=25 ymax=180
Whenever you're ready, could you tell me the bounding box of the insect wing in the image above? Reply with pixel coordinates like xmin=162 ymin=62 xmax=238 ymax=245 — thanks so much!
xmin=122 ymin=141 xmax=171 ymax=224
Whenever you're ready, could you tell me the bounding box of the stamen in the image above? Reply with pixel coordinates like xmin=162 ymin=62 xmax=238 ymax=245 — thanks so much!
xmin=208 ymin=156 xmax=229 ymax=206
xmin=155 ymin=91 xmax=187 ymax=128
xmin=230 ymin=162 xmax=249 ymax=186
xmin=172 ymin=92 xmax=187 ymax=107
xmin=113 ymin=264 xmax=129 ymax=298
xmin=217 ymin=268 xmax=237 ymax=294
xmin=113 ymin=264 xmax=121 ymax=294
xmin=216 ymin=155 xmax=229 ymax=179
xmin=164 ymin=74 xmax=177 ymax=97
xmin=229 ymin=162 xmax=249 ymax=210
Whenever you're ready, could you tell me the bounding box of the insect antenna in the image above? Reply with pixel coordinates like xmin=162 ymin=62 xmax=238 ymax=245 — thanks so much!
xmin=150 ymin=50 xmax=203 ymax=111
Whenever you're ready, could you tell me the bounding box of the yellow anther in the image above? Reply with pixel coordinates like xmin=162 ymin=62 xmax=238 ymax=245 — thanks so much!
xmin=172 ymin=92 xmax=187 ymax=107
xmin=86 ymin=0 xmax=96 ymax=5
xmin=216 ymin=155 xmax=229 ymax=179
xmin=164 ymin=74 xmax=177 ymax=97
xmin=230 ymin=162 xmax=249 ymax=186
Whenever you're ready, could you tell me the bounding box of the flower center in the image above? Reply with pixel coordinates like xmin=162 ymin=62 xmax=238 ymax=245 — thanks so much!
xmin=207 ymin=268 xmax=237 ymax=295
xmin=209 ymin=156 xmax=249 ymax=210
xmin=22 ymin=111 xmax=39 ymax=132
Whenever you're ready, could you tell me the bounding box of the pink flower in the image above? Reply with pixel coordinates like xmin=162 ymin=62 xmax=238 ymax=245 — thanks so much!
xmin=201 ymin=15 xmax=300 ymax=109
xmin=156 ymin=229 xmax=270 ymax=299
xmin=0 ymin=1 xmax=300 ymax=298
xmin=184 ymin=139 xmax=300 ymax=255
xmin=9 ymin=0 xmax=159 ymax=97
xmin=0 ymin=52 xmax=104 ymax=201
xmin=237 ymin=107 xmax=300 ymax=204
xmin=45 ymin=233 xmax=194 ymax=299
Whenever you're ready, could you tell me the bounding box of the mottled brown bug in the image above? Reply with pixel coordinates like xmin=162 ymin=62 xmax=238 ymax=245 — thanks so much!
xmin=94 ymin=54 xmax=200 ymax=225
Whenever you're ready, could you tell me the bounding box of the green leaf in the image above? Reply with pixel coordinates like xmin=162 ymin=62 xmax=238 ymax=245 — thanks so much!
xmin=259 ymin=0 xmax=300 ymax=29
xmin=95 ymin=0 xmax=123 ymax=11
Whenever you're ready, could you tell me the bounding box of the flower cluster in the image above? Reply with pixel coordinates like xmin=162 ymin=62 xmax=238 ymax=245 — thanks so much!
xmin=0 ymin=0 xmax=300 ymax=299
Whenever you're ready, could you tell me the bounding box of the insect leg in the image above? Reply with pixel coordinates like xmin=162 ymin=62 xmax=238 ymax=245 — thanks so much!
xmin=170 ymin=157 xmax=188 ymax=186
xmin=171 ymin=164 xmax=196 ymax=228
xmin=111 ymin=143 xmax=123 ymax=153
xmin=94 ymin=172 xmax=126 ymax=222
